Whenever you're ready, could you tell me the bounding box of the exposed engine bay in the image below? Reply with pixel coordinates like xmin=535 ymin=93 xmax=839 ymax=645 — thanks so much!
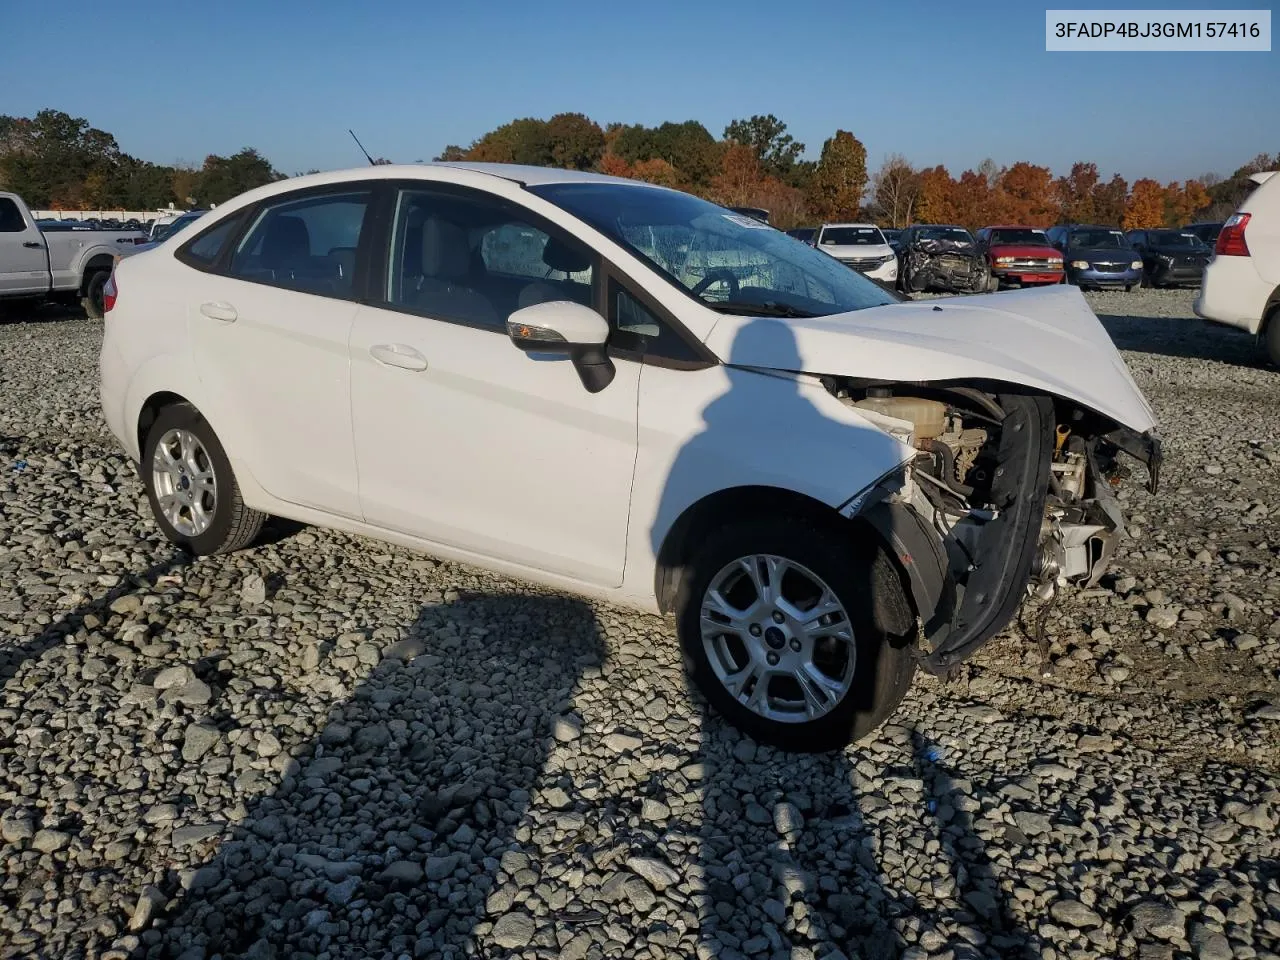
xmin=825 ymin=379 xmax=1161 ymax=673
xmin=901 ymin=237 xmax=990 ymax=294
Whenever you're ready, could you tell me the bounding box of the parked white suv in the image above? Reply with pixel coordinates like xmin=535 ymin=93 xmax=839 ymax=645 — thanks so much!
xmin=99 ymin=164 xmax=1160 ymax=749
xmin=1195 ymin=171 xmax=1280 ymax=365
xmin=814 ymin=223 xmax=898 ymax=284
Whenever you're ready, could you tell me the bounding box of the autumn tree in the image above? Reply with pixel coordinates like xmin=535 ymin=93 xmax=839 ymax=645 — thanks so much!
xmin=546 ymin=113 xmax=605 ymax=170
xmin=629 ymin=157 xmax=683 ymax=189
xmin=596 ymin=153 xmax=632 ymax=177
xmin=870 ymin=154 xmax=919 ymax=228
xmin=1164 ymin=179 xmax=1211 ymax=226
xmin=1123 ymin=178 xmax=1167 ymax=229
xmin=1055 ymin=161 xmax=1099 ymax=224
xmin=466 ymin=118 xmax=554 ymax=166
xmin=723 ymin=114 xmax=804 ymax=180
xmin=996 ymin=162 xmax=1057 ymax=226
xmin=806 ymin=130 xmax=867 ymax=221
xmin=707 ymin=143 xmax=762 ymax=207
xmin=949 ymin=169 xmax=995 ymax=230
xmin=1091 ymin=174 xmax=1128 ymax=225
xmin=913 ymin=166 xmax=956 ymax=224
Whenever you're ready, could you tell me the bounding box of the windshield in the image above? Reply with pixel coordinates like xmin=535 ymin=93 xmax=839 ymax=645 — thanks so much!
xmin=917 ymin=227 xmax=973 ymax=244
xmin=530 ymin=183 xmax=897 ymax=317
xmin=1149 ymin=230 xmax=1205 ymax=248
xmin=1069 ymin=229 xmax=1127 ymax=249
xmin=989 ymin=228 xmax=1050 ymax=246
xmin=818 ymin=226 xmax=885 ymax=246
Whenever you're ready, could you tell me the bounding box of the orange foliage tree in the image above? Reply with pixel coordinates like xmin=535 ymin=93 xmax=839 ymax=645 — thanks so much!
xmin=914 ymin=165 xmax=956 ymax=224
xmin=630 ymin=157 xmax=683 ymax=189
xmin=997 ymin=161 xmax=1057 ymax=226
xmin=949 ymin=170 xmax=995 ymax=230
xmin=1123 ymin=178 xmax=1166 ymax=229
xmin=1092 ymin=174 xmax=1128 ymax=225
xmin=1164 ymin=179 xmax=1210 ymax=226
xmin=1055 ymin=161 xmax=1099 ymax=224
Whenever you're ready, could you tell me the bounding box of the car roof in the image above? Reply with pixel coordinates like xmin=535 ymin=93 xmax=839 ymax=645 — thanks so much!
xmin=983 ymin=224 xmax=1047 ymax=230
xmin=820 ymin=222 xmax=879 ymax=229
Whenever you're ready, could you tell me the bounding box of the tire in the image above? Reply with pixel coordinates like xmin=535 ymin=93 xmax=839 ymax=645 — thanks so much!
xmin=1264 ymin=308 xmax=1280 ymax=368
xmin=142 ymin=403 xmax=265 ymax=555
xmin=676 ymin=516 xmax=917 ymax=751
xmin=82 ymin=269 xmax=110 ymax=319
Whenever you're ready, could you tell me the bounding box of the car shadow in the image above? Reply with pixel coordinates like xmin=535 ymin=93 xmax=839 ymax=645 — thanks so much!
xmin=1096 ymin=312 xmax=1264 ymax=367
xmin=141 ymin=591 xmax=607 ymax=959
xmin=651 ymin=318 xmax=1039 ymax=958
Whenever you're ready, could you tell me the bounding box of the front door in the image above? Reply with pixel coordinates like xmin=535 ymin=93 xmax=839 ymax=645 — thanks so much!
xmin=349 ymin=183 xmax=639 ymax=586
xmin=0 ymin=197 xmax=50 ymax=296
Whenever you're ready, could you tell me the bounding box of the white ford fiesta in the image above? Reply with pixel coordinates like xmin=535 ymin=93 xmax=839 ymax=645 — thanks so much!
xmin=99 ymin=163 xmax=1161 ymax=750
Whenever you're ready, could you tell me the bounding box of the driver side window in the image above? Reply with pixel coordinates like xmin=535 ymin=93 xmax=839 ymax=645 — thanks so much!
xmin=384 ymin=187 xmax=597 ymax=331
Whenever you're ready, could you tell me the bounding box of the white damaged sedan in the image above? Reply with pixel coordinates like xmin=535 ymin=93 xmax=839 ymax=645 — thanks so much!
xmin=99 ymin=163 xmax=1161 ymax=750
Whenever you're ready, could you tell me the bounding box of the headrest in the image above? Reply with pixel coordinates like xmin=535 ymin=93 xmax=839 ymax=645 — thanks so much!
xmin=421 ymin=217 xmax=471 ymax=280
xmin=542 ymin=236 xmax=591 ymax=274
xmin=261 ymin=215 xmax=311 ymax=268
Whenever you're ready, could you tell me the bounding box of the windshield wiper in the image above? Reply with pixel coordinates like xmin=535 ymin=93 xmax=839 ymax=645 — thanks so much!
xmin=705 ymin=300 xmax=817 ymax=318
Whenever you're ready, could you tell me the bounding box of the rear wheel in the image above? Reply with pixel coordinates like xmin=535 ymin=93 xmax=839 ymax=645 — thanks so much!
xmin=676 ymin=517 xmax=917 ymax=751
xmin=1264 ymin=307 xmax=1280 ymax=368
xmin=82 ymin=269 xmax=110 ymax=319
xmin=142 ymin=404 xmax=265 ymax=555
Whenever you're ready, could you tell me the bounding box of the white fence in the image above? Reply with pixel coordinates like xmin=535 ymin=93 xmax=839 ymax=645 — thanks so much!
xmin=32 ymin=208 xmax=191 ymax=223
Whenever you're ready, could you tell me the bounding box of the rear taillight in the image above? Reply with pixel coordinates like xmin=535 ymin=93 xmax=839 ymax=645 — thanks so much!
xmin=1215 ymin=213 xmax=1251 ymax=256
xmin=103 ymin=272 xmax=118 ymax=313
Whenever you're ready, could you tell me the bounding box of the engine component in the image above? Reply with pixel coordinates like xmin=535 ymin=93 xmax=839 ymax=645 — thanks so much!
xmin=853 ymin=389 xmax=947 ymax=440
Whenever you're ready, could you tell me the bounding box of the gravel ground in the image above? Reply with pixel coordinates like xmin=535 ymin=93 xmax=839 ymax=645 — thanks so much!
xmin=0 ymin=290 xmax=1277 ymax=960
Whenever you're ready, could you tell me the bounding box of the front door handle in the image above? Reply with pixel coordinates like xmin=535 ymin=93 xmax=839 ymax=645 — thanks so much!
xmin=22 ymin=241 xmax=41 ymax=249
xmin=370 ymin=343 xmax=428 ymax=371
xmin=199 ymin=301 xmax=237 ymax=322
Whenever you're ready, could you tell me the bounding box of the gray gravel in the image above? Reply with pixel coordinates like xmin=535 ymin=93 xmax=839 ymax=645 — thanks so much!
xmin=1 ymin=291 xmax=1278 ymax=960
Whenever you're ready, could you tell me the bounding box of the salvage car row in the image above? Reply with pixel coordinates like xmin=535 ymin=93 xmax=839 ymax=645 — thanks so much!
xmin=787 ymin=219 xmax=1221 ymax=295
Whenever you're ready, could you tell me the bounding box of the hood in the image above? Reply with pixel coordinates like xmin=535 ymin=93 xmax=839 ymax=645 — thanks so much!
xmin=1065 ymin=247 xmax=1137 ymax=262
xmin=987 ymin=243 xmax=1060 ymax=259
xmin=821 ymin=243 xmax=894 ymax=259
xmin=703 ymin=283 xmax=1156 ymax=432
xmin=908 ymin=237 xmax=980 ymax=258
xmin=1146 ymin=243 xmax=1210 ymax=258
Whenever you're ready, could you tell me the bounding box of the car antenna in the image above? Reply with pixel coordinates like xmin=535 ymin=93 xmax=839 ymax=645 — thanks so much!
xmin=348 ymin=129 xmax=378 ymax=166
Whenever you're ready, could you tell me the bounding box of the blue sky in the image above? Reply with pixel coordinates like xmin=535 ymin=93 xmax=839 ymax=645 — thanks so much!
xmin=4 ymin=0 xmax=1276 ymax=181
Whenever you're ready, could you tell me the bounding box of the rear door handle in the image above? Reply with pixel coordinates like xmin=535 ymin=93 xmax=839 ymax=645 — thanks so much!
xmin=370 ymin=343 xmax=427 ymax=371
xmin=199 ymin=301 xmax=238 ymax=322
xmin=22 ymin=241 xmax=41 ymax=249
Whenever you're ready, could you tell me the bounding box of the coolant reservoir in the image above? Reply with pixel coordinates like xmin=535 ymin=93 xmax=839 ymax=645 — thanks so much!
xmin=853 ymin=391 xmax=947 ymax=440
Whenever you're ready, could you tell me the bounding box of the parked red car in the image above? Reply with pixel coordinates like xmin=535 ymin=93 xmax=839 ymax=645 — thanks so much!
xmin=975 ymin=225 xmax=1064 ymax=287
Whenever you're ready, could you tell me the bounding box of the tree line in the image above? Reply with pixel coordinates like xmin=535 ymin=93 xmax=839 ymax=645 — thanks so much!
xmin=0 ymin=110 xmax=282 ymax=210
xmin=2 ymin=108 xmax=1272 ymax=231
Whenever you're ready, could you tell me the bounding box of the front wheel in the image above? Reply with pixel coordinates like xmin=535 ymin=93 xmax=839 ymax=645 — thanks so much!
xmin=142 ymin=403 xmax=266 ymax=555
xmin=676 ymin=517 xmax=917 ymax=751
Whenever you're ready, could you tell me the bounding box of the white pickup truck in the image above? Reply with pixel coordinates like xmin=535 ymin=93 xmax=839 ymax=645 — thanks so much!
xmin=0 ymin=191 xmax=147 ymax=318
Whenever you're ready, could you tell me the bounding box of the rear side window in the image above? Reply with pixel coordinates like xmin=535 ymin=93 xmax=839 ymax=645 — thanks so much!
xmin=227 ymin=190 xmax=371 ymax=298
xmin=0 ymin=198 xmax=25 ymax=233
xmin=181 ymin=216 xmax=242 ymax=266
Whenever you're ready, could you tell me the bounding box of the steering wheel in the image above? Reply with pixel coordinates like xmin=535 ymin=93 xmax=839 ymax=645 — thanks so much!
xmin=691 ymin=269 xmax=740 ymax=299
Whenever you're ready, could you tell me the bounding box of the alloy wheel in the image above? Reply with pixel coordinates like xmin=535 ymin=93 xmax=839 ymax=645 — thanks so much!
xmin=151 ymin=428 xmax=217 ymax=537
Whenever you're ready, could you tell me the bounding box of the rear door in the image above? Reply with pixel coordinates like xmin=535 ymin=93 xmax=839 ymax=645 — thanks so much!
xmin=184 ymin=185 xmax=372 ymax=519
xmin=0 ymin=196 xmax=51 ymax=295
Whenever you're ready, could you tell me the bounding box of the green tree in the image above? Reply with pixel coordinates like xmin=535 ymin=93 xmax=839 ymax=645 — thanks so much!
xmin=649 ymin=121 xmax=720 ymax=186
xmin=546 ymin=113 xmax=605 ymax=170
xmin=723 ymin=114 xmax=803 ymax=179
xmin=434 ymin=145 xmax=467 ymax=162
xmin=467 ymin=118 xmax=553 ymax=166
xmin=196 ymin=149 xmax=279 ymax=205
xmin=0 ymin=109 xmax=121 ymax=207
xmin=805 ymin=130 xmax=867 ymax=221
xmin=1055 ymin=161 xmax=1099 ymax=224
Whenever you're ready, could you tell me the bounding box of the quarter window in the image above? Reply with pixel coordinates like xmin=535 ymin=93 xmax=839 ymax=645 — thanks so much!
xmin=385 ymin=187 xmax=596 ymax=331
xmin=609 ymin=279 xmax=706 ymax=364
xmin=0 ymin=198 xmax=25 ymax=233
xmin=228 ymin=191 xmax=370 ymax=297
xmin=182 ymin=216 xmax=242 ymax=266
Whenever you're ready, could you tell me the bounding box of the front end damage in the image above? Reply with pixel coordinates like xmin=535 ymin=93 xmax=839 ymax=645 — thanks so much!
xmin=903 ymin=238 xmax=989 ymax=294
xmin=828 ymin=380 xmax=1161 ymax=673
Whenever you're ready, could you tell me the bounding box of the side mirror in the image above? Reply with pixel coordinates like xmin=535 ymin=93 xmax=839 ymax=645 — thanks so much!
xmin=506 ymin=301 xmax=616 ymax=394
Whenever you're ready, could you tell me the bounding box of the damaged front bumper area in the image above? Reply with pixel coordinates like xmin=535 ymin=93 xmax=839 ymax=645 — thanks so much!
xmin=903 ymin=239 xmax=988 ymax=294
xmin=834 ymin=383 xmax=1161 ymax=674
